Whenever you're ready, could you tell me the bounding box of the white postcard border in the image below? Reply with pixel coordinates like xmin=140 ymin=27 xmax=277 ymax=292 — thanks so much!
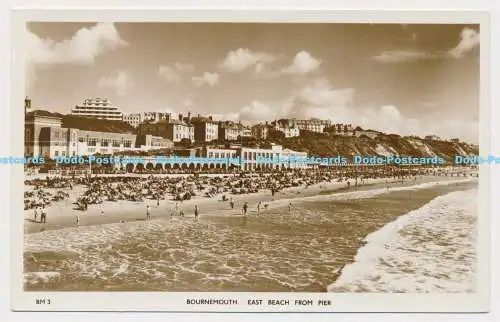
xmin=10 ymin=9 xmax=491 ymax=312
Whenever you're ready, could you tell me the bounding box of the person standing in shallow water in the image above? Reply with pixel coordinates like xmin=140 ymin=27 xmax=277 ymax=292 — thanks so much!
xmin=146 ymin=204 xmax=151 ymax=221
xmin=194 ymin=205 xmax=199 ymax=220
xmin=229 ymin=198 xmax=234 ymax=209
xmin=242 ymin=202 xmax=248 ymax=216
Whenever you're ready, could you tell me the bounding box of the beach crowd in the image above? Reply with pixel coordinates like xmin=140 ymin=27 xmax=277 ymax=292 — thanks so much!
xmin=24 ymin=165 xmax=476 ymax=224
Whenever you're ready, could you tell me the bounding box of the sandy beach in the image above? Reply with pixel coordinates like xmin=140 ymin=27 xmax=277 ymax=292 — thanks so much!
xmin=24 ymin=174 xmax=472 ymax=234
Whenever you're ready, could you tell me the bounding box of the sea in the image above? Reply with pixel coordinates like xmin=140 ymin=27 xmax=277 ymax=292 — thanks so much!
xmin=24 ymin=181 xmax=477 ymax=292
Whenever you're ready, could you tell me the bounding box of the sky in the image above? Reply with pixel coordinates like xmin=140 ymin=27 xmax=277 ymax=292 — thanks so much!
xmin=24 ymin=22 xmax=480 ymax=143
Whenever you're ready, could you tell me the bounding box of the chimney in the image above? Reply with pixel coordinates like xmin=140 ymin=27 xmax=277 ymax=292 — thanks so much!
xmin=187 ymin=111 xmax=191 ymax=121
xmin=209 ymin=115 xmax=213 ymax=121
xmin=198 ymin=113 xmax=201 ymax=118
xmin=179 ymin=114 xmax=183 ymax=121
xmin=24 ymin=96 xmax=31 ymax=109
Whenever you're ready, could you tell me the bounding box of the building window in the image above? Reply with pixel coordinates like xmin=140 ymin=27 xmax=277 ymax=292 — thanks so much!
xmin=101 ymin=139 xmax=110 ymax=147
xmin=87 ymin=138 xmax=97 ymax=146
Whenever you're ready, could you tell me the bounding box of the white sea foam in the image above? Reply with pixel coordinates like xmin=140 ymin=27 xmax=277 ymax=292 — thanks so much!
xmin=24 ymin=271 xmax=61 ymax=285
xmin=266 ymin=178 xmax=474 ymax=210
xmin=327 ymin=188 xmax=477 ymax=293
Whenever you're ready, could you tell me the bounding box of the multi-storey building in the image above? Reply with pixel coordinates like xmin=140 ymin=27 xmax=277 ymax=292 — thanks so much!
xmin=122 ymin=113 xmax=142 ymax=128
xmin=272 ymin=119 xmax=300 ymax=138
xmin=251 ymin=123 xmax=271 ymax=140
xmin=25 ymin=111 xmax=173 ymax=159
xmin=291 ymin=118 xmax=331 ymax=133
xmin=190 ymin=115 xmax=219 ymax=143
xmin=137 ymin=114 xmax=194 ymax=143
xmin=329 ymin=123 xmax=354 ymax=136
xmin=122 ymin=112 xmax=170 ymax=128
xmin=203 ymin=144 xmax=308 ymax=170
xmin=70 ymin=98 xmax=123 ymax=121
xmin=236 ymin=123 xmax=253 ymax=138
xmin=218 ymin=121 xmax=240 ymax=141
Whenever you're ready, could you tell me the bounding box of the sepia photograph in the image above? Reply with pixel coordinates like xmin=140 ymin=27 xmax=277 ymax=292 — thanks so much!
xmin=10 ymin=9 xmax=490 ymax=312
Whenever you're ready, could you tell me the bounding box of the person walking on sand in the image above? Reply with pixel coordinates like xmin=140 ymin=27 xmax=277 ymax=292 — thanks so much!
xmin=156 ymin=196 xmax=160 ymax=207
xmin=33 ymin=206 xmax=38 ymax=222
xmin=40 ymin=205 xmax=47 ymax=224
xmin=146 ymin=204 xmax=151 ymax=221
xmin=194 ymin=205 xmax=199 ymax=220
xmin=242 ymin=202 xmax=248 ymax=216
xmin=174 ymin=201 xmax=179 ymax=216
xmin=229 ymin=198 xmax=234 ymax=209
xmin=179 ymin=201 xmax=184 ymax=217
xmin=100 ymin=203 xmax=104 ymax=216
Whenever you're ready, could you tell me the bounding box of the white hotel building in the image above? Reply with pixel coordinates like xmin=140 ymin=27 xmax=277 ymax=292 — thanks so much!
xmin=122 ymin=112 xmax=170 ymax=128
xmin=70 ymin=98 xmax=123 ymax=121
xmin=204 ymin=144 xmax=308 ymax=170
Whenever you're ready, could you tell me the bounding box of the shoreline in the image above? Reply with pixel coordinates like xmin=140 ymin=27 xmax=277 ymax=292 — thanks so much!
xmin=24 ymin=175 xmax=475 ymax=234
xmin=24 ymin=177 xmax=478 ymax=292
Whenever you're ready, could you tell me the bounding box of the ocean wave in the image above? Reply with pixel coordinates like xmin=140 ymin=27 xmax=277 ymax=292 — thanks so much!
xmin=327 ymin=188 xmax=477 ymax=293
xmin=266 ymin=178 xmax=475 ymax=210
xmin=24 ymin=180 xmax=476 ymax=291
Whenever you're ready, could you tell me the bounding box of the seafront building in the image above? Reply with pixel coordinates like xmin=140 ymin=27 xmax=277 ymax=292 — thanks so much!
xmin=293 ymin=118 xmax=332 ymax=133
xmin=251 ymin=123 xmax=270 ymax=140
xmin=271 ymin=119 xmax=300 ymax=138
xmin=122 ymin=112 xmax=170 ymax=128
xmin=218 ymin=121 xmax=240 ymax=141
xmin=111 ymin=143 xmax=309 ymax=172
xmin=137 ymin=113 xmax=195 ymax=143
xmin=328 ymin=123 xmax=354 ymax=136
xmin=69 ymin=98 xmax=123 ymax=121
xmin=190 ymin=115 xmax=219 ymax=143
xmin=25 ymin=111 xmax=173 ymax=158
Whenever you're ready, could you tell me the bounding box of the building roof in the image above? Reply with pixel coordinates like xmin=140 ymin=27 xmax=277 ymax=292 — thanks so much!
xmin=26 ymin=110 xmax=64 ymax=120
xmin=26 ymin=110 xmax=135 ymax=134
xmin=219 ymin=121 xmax=240 ymax=129
xmin=190 ymin=116 xmax=217 ymax=124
